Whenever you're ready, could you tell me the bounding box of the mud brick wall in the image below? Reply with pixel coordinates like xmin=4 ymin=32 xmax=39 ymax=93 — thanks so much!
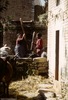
xmin=34 ymin=5 xmax=44 ymax=21
xmin=3 ymin=29 xmax=17 ymax=54
xmin=2 ymin=0 xmax=34 ymax=21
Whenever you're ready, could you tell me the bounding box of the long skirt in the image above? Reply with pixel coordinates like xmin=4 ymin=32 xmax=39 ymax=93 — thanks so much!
xmin=14 ymin=44 xmax=26 ymax=58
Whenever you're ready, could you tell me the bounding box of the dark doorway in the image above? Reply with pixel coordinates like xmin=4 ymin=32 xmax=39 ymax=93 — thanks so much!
xmin=55 ymin=30 xmax=59 ymax=80
xmin=0 ymin=23 xmax=3 ymax=47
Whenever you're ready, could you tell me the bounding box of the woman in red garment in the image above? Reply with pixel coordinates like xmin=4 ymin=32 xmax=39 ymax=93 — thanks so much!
xmin=35 ymin=33 xmax=43 ymax=57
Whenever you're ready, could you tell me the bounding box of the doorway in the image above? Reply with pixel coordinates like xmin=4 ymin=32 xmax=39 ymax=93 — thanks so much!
xmin=55 ymin=30 xmax=59 ymax=80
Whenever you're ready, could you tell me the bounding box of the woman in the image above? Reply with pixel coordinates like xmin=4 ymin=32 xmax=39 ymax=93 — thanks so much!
xmin=14 ymin=33 xmax=28 ymax=58
xmin=35 ymin=33 xmax=43 ymax=57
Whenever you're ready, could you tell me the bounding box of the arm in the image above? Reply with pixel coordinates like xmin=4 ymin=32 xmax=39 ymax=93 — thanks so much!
xmin=17 ymin=35 xmax=23 ymax=41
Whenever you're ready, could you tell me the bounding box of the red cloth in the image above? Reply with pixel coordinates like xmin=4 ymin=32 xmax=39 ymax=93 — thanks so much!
xmin=35 ymin=38 xmax=43 ymax=56
xmin=36 ymin=38 xmax=43 ymax=49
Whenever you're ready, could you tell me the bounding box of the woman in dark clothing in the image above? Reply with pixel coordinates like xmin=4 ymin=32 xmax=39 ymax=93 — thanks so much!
xmin=14 ymin=33 xmax=28 ymax=58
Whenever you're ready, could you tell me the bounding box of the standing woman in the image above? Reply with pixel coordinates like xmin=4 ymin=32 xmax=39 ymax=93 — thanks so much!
xmin=35 ymin=33 xmax=43 ymax=57
xmin=14 ymin=33 xmax=28 ymax=58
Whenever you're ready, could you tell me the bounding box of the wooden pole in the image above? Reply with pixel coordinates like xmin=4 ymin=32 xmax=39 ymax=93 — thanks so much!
xmin=30 ymin=31 xmax=36 ymax=51
xmin=19 ymin=18 xmax=25 ymax=34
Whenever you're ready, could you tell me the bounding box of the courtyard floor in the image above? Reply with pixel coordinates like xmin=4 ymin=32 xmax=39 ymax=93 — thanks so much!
xmin=7 ymin=75 xmax=63 ymax=100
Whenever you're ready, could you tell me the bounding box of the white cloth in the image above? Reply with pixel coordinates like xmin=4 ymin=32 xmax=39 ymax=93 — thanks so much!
xmin=41 ymin=51 xmax=47 ymax=58
xmin=0 ymin=46 xmax=11 ymax=57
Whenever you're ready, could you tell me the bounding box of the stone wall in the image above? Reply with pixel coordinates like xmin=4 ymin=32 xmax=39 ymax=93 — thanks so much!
xmin=15 ymin=57 xmax=48 ymax=78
